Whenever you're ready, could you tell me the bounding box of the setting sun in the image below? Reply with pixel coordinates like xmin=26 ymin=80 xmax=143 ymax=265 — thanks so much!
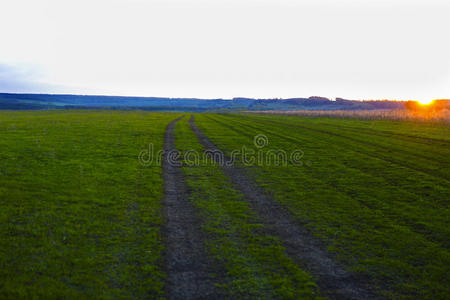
xmin=418 ymin=99 xmax=434 ymax=105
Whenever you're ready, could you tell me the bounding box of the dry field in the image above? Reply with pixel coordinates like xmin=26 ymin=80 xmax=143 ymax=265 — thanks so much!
xmin=245 ymin=108 xmax=450 ymax=123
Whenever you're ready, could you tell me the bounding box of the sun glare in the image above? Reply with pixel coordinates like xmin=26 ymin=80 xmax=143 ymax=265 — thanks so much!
xmin=418 ymin=99 xmax=433 ymax=105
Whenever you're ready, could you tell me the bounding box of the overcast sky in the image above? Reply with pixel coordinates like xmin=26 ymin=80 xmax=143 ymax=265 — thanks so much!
xmin=1 ymin=0 xmax=449 ymax=100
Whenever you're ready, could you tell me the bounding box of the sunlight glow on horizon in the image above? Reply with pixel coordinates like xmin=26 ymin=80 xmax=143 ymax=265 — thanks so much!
xmin=417 ymin=99 xmax=434 ymax=105
xmin=1 ymin=0 xmax=449 ymax=100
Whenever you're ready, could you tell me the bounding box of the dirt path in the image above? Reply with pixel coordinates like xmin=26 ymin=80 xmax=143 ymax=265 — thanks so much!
xmin=162 ymin=116 xmax=220 ymax=299
xmin=189 ymin=115 xmax=381 ymax=300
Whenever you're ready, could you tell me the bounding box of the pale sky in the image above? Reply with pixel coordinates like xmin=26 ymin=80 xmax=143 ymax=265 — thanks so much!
xmin=1 ymin=0 xmax=449 ymax=100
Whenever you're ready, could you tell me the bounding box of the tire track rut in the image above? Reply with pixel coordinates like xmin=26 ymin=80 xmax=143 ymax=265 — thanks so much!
xmin=162 ymin=116 xmax=220 ymax=299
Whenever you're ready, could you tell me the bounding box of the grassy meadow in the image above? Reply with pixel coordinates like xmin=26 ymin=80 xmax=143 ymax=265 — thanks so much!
xmin=0 ymin=111 xmax=181 ymax=298
xmin=194 ymin=113 xmax=450 ymax=298
xmin=0 ymin=110 xmax=448 ymax=298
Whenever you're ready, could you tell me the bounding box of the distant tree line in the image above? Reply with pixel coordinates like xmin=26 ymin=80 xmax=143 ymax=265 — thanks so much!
xmin=0 ymin=93 xmax=448 ymax=112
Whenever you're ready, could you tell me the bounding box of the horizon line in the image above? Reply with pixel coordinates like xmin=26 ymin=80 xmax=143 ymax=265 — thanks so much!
xmin=1 ymin=91 xmax=440 ymax=102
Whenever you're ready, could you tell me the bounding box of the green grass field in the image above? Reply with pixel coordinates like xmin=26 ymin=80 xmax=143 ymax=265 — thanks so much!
xmin=0 ymin=111 xmax=181 ymax=298
xmin=194 ymin=113 xmax=450 ymax=298
xmin=0 ymin=110 xmax=448 ymax=298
